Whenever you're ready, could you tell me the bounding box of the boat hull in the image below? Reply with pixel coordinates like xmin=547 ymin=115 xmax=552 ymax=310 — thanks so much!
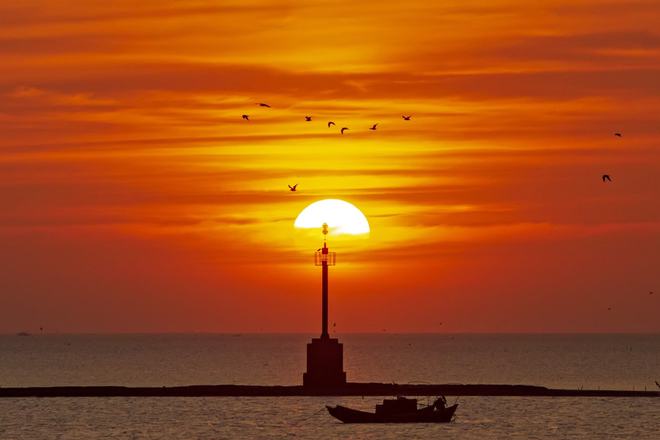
xmin=326 ymin=403 xmax=458 ymax=423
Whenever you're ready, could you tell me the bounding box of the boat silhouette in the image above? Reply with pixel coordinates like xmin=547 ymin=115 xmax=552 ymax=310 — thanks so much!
xmin=326 ymin=396 xmax=458 ymax=423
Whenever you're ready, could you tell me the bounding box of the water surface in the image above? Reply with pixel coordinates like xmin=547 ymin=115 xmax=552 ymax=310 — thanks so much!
xmin=1 ymin=333 xmax=658 ymax=439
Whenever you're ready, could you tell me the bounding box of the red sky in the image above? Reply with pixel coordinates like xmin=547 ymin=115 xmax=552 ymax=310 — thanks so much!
xmin=1 ymin=0 xmax=659 ymax=333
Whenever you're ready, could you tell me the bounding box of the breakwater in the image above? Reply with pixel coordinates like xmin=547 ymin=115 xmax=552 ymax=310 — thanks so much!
xmin=1 ymin=383 xmax=657 ymax=398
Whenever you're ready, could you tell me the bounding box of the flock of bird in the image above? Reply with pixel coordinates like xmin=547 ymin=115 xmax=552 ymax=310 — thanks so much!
xmin=242 ymin=103 xmax=411 ymax=142
xmin=242 ymin=102 xmax=623 ymax=191
xmin=240 ymin=102 xmax=413 ymax=191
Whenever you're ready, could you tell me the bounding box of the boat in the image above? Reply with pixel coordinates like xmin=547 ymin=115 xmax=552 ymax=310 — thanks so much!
xmin=326 ymin=396 xmax=458 ymax=423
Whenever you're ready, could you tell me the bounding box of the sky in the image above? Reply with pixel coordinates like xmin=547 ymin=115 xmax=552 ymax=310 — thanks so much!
xmin=1 ymin=0 xmax=659 ymax=333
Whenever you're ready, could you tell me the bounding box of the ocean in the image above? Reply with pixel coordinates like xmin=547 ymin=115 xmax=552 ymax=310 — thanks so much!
xmin=1 ymin=333 xmax=658 ymax=439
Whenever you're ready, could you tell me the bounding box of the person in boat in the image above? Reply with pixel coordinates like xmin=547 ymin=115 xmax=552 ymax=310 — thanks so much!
xmin=432 ymin=396 xmax=447 ymax=410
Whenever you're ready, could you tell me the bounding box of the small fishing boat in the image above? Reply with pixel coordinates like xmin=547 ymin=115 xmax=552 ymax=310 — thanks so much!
xmin=326 ymin=396 xmax=458 ymax=423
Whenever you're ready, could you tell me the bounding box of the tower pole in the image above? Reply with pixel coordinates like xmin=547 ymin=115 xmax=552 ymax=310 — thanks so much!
xmin=321 ymin=242 xmax=329 ymax=339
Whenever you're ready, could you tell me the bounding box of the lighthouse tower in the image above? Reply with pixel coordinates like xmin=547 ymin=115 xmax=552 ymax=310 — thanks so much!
xmin=303 ymin=223 xmax=347 ymax=388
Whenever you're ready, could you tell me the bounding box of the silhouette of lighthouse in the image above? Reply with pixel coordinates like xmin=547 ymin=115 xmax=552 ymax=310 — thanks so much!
xmin=303 ymin=223 xmax=347 ymax=388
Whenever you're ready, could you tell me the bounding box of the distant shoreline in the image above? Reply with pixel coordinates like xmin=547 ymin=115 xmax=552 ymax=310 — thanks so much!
xmin=4 ymin=332 xmax=660 ymax=336
xmin=1 ymin=383 xmax=657 ymax=398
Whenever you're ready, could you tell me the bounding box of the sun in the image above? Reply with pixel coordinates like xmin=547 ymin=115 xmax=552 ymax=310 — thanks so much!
xmin=294 ymin=199 xmax=370 ymax=235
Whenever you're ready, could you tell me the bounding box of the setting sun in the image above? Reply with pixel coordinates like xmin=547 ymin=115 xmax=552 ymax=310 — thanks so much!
xmin=294 ymin=199 xmax=370 ymax=235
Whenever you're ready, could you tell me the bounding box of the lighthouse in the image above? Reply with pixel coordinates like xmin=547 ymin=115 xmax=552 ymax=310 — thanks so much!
xmin=303 ymin=223 xmax=347 ymax=388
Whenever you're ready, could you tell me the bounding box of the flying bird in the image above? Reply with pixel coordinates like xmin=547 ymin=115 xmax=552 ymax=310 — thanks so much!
xmin=607 ymin=307 xmax=612 ymax=311
xmin=241 ymin=114 xmax=249 ymax=120
xmin=340 ymin=127 xmax=349 ymax=134
xmin=369 ymin=123 xmax=378 ymax=130
xmin=650 ymin=291 xmax=654 ymax=295
xmin=288 ymin=184 xmax=298 ymax=192
xmin=614 ymin=132 xmax=622 ymax=137
xmin=656 ymin=380 xmax=660 ymax=389
xmin=328 ymin=121 xmax=335 ymax=127
xmin=402 ymin=115 xmax=411 ymax=120
xmin=258 ymin=103 xmax=271 ymax=108
xmin=305 ymin=116 xmax=312 ymax=121
xmin=602 ymin=174 xmax=612 ymax=182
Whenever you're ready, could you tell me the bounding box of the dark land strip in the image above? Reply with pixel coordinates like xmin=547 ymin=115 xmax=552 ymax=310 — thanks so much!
xmin=1 ymin=383 xmax=658 ymax=398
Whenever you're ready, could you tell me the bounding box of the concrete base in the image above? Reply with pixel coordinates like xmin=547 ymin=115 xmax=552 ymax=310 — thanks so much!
xmin=303 ymin=336 xmax=346 ymax=388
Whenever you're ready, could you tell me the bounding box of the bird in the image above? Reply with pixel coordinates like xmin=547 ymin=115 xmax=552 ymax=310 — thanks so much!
xmin=402 ymin=115 xmax=411 ymax=120
xmin=258 ymin=103 xmax=271 ymax=108
xmin=655 ymin=380 xmax=660 ymax=389
xmin=305 ymin=116 xmax=312 ymax=121
xmin=614 ymin=132 xmax=622 ymax=137
xmin=327 ymin=121 xmax=335 ymax=127
xmin=369 ymin=123 xmax=378 ymax=130
xmin=602 ymin=174 xmax=612 ymax=182
xmin=650 ymin=291 xmax=654 ymax=295
xmin=242 ymin=114 xmax=249 ymax=120
xmin=607 ymin=307 xmax=612 ymax=311
xmin=288 ymin=184 xmax=298 ymax=192
xmin=340 ymin=127 xmax=349 ymax=134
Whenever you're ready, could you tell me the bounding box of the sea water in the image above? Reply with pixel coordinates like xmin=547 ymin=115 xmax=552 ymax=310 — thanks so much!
xmin=0 ymin=333 xmax=658 ymax=439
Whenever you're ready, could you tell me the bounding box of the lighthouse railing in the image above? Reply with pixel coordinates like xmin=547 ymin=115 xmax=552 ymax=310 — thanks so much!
xmin=314 ymin=251 xmax=336 ymax=266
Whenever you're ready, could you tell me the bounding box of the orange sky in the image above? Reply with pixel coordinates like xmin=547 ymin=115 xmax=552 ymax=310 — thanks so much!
xmin=1 ymin=0 xmax=659 ymax=333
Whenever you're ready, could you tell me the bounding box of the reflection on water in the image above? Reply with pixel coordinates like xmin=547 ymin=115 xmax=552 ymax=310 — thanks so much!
xmin=0 ymin=396 xmax=658 ymax=439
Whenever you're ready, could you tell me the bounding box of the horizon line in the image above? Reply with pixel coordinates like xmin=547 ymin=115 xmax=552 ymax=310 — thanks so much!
xmin=4 ymin=331 xmax=659 ymax=336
